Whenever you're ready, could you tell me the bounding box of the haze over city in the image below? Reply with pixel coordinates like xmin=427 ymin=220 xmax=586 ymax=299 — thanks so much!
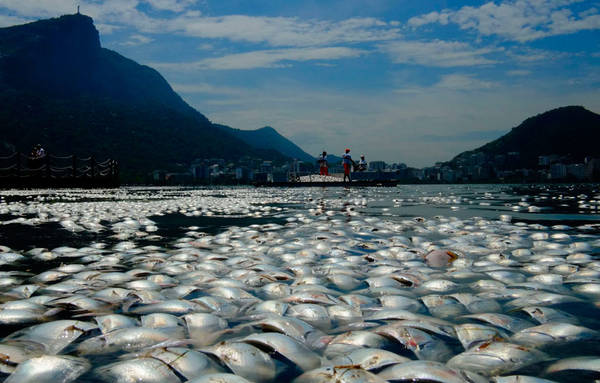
xmin=1 ymin=0 xmax=598 ymax=167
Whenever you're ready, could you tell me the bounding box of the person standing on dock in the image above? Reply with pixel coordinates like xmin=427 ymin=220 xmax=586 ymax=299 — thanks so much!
xmin=342 ymin=148 xmax=353 ymax=182
xmin=318 ymin=151 xmax=329 ymax=176
xmin=357 ymin=154 xmax=367 ymax=171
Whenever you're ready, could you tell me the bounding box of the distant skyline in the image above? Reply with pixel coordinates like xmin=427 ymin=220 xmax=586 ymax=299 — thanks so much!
xmin=1 ymin=0 xmax=598 ymax=167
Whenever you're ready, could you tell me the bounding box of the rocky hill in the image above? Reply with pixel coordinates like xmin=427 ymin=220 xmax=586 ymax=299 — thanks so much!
xmin=215 ymin=125 xmax=315 ymax=163
xmin=448 ymin=106 xmax=600 ymax=168
xmin=0 ymin=14 xmax=290 ymax=181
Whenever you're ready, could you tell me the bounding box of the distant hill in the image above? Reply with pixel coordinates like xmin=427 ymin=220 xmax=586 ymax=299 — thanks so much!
xmin=0 ymin=14 xmax=289 ymax=181
xmin=216 ymin=125 xmax=315 ymax=163
xmin=448 ymin=106 xmax=600 ymax=168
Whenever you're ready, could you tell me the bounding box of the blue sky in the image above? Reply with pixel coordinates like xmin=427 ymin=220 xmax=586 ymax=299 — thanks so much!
xmin=1 ymin=0 xmax=599 ymax=166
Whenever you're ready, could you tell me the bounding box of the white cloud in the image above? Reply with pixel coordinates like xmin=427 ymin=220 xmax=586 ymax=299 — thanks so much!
xmin=507 ymin=47 xmax=567 ymax=62
xmin=0 ymin=0 xmax=77 ymax=18
xmin=143 ymin=0 xmax=196 ymax=12
xmin=0 ymin=1 xmax=402 ymax=48
xmin=120 ymin=34 xmax=153 ymax=46
xmin=171 ymin=82 xmax=243 ymax=95
xmin=176 ymin=78 xmax=600 ymax=167
xmin=507 ymin=69 xmax=532 ymax=76
xmin=168 ymin=15 xmax=401 ymax=47
xmin=380 ymin=40 xmax=499 ymax=67
xmin=0 ymin=13 xmax=30 ymax=27
xmin=152 ymin=47 xmax=365 ymax=70
xmin=408 ymin=0 xmax=600 ymax=42
xmin=435 ymin=74 xmax=497 ymax=90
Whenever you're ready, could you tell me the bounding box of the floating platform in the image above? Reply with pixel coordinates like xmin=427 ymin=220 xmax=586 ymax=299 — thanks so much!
xmin=255 ymin=180 xmax=399 ymax=187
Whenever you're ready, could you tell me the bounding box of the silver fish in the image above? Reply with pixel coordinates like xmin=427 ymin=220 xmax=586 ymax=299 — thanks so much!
xmin=447 ymin=341 xmax=549 ymax=376
xmin=242 ymin=332 xmax=321 ymax=371
xmin=378 ymin=360 xmax=487 ymax=383
xmin=95 ymin=357 xmax=180 ymax=383
xmin=330 ymin=347 xmax=410 ymax=371
xmin=203 ymin=341 xmax=276 ymax=383
xmin=294 ymin=366 xmax=388 ymax=383
xmin=511 ymin=323 xmax=599 ymax=347
xmin=187 ymin=374 xmax=253 ymax=383
xmin=5 ymin=355 xmax=90 ymax=383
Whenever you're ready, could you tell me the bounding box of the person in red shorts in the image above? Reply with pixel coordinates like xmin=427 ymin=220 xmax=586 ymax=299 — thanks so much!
xmin=342 ymin=148 xmax=353 ymax=182
xmin=318 ymin=151 xmax=329 ymax=176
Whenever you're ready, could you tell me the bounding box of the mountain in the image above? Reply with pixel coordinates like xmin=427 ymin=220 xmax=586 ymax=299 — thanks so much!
xmin=448 ymin=106 xmax=600 ymax=168
xmin=0 ymin=14 xmax=289 ymax=181
xmin=215 ymin=125 xmax=315 ymax=163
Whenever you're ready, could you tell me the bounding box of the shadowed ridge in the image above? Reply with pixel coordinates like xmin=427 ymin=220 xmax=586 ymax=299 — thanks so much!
xmin=448 ymin=106 xmax=600 ymax=168
xmin=0 ymin=14 xmax=290 ymax=181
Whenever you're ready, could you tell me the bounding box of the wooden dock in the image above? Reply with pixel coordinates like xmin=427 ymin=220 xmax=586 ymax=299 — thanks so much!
xmin=0 ymin=152 xmax=119 ymax=188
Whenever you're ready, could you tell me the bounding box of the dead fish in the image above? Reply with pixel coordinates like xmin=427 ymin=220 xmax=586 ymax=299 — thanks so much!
xmin=242 ymin=332 xmax=321 ymax=372
xmin=5 ymin=355 xmax=90 ymax=383
xmin=145 ymin=347 xmax=224 ymax=380
xmin=375 ymin=324 xmax=453 ymax=362
xmin=511 ymin=323 xmax=599 ymax=347
xmin=447 ymin=341 xmax=549 ymax=376
xmin=454 ymin=323 xmax=508 ymax=350
xmin=0 ymin=342 xmax=45 ymax=373
xmin=293 ymin=365 xmax=388 ymax=383
xmin=378 ymin=360 xmax=487 ymax=383
xmin=461 ymin=313 xmax=535 ymax=333
xmin=450 ymin=293 xmax=502 ymax=314
xmin=425 ymin=249 xmax=460 ymax=267
xmin=330 ymin=331 xmax=389 ymax=349
xmin=127 ymin=299 xmax=200 ymax=315
xmin=249 ymin=300 xmax=289 ymax=316
xmin=284 ymin=292 xmax=340 ymax=305
xmin=378 ymin=295 xmax=425 ymax=312
xmin=492 ymin=376 xmax=559 ymax=383
xmin=95 ymin=314 xmax=138 ymax=334
xmin=330 ymin=347 xmax=410 ymax=371
xmin=7 ymin=320 xmax=97 ymax=354
xmin=203 ymin=341 xmax=276 ymax=383
xmin=183 ymin=313 xmax=228 ymax=346
xmin=95 ymin=357 xmax=181 ymax=383
xmin=518 ymin=306 xmax=579 ymax=325
xmin=241 ymin=313 xmax=317 ymax=343
xmin=187 ymin=374 xmax=253 ymax=383
xmin=288 ymin=304 xmax=332 ymax=330
xmin=77 ymin=327 xmax=174 ymax=354
xmin=0 ymin=309 xmax=48 ymax=326
xmin=505 ymin=293 xmax=582 ymax=309
xmin=545 ymin=356 xmax=600 ymax=375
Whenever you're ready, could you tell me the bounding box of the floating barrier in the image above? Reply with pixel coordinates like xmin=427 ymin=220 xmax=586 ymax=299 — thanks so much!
xmin=0 ymin=152 xmax=119 ymax=188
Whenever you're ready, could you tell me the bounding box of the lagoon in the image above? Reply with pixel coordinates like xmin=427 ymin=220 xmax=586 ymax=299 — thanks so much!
xmin=0 ymin=184 xmax=599 ymax=382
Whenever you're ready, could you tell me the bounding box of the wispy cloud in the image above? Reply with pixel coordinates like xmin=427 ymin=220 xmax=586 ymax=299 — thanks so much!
xmin=507 ymin=47 xmax=568 ymax=62
xmin=0 ymin=1 xmax=402 ymax=48
xmin=171 ymin=82 xmax=243 ymax=95
xmin=143 ymin=0 xmax=197 ymax=12
xmin=507 ymin=69 xmax=532 ymax=76
xmin=152 ymin=47 xmax=365 ymax=70
xmin=0 ymin=13 xmax=30 ymax=27
xmin=166 ymin=14 xmax=401 ymax=47
xmin=435 ymin=74 xmax=497 ymax=90
xmin=421 ymin=129 xmax=508 ymax=142
xmin=380 ymin=40 xmax=499 ymax=67
xmin=408 ymin=0 xmax=600 ymax=42
xmin=120 ymin=33 xmax=153 ymax=46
